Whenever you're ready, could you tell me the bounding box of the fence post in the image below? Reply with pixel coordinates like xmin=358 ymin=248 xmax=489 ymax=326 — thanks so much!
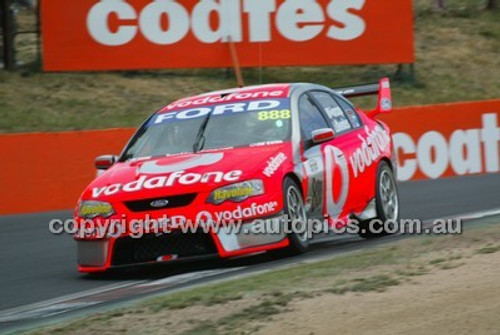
xmin=2 ymin=0 xmax=16 ymax=71
xmin=36 ymin=0 xmax=42 ymax=65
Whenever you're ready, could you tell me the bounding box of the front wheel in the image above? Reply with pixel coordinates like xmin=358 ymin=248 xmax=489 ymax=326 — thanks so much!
xmin=358 ymin=161 xmax=400 ymax=239
xmin=269 ymin=177 xmax=309 ymax=258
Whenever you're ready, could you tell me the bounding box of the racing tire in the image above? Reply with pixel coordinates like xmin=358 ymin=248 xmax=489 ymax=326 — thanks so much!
xmin=358 ymin=161 xmax=400 ymax=239
xmin=269 ymin=177 xmax=309 ymax=258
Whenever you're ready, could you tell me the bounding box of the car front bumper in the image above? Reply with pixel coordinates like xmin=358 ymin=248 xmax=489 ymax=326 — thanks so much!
xmin=76 ymin=214 xmax=288 ymax=273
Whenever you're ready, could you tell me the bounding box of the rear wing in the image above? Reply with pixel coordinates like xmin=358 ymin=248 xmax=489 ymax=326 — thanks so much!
xmin=333 ymin=77 xmax=392 ymax=117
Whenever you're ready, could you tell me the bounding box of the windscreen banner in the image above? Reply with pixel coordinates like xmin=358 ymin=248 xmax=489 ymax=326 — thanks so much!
xmin=40 ymin=0 xmax=415 ymax=71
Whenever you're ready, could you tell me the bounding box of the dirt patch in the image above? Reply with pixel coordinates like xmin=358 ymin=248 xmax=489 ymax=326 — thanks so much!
xmin=259 ymin=252 xmax=500 ymax=335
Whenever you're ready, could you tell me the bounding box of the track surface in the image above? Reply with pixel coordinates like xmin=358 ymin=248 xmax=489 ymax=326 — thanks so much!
xmin=0 ymin=174 xmax=499 ymax=314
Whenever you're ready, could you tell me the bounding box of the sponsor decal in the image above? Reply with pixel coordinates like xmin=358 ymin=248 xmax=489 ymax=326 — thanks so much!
xmin=165 ymin=89 xmax=287 ymax=110
xmin=381 ymin=98 xmax=392 ymax=111
xmin=79 ymin=202 xmax=114 ymax=218
xmin=263 ymin=152 xmax=287 ymax=177
xmin=250 ymin=140 xmax=284 ymax=147
xmin=212 ymin=187 xmax=254 ymax=203
xmin=257 ymin=109 xmax=291 ymax=121
xmin=309 ymin=178 xmax=322 ymax=213
xmin=197 ymin=201 xmax=279 ymax=222
xmin=350 ymin=125 xmax=391 ymax=178
xmin=324 ymin=145 xmax=350 ymax=218
xmin=86 ymin=0 xmax=368 ymax=47
xmin=304 ymin=156 xmax=322 ymax=175
xmin=138 ymin=153 xmax=224 ymax=174
xmin=42 ymin=1 xmax=414 ymax=71
xmin=302 ymin=150 xmax=324 ymax=217
xmin=92 ymin=170 xmax=242 ymax=198
xmin=153 ymin=99 xmax=285 ymax=125
xmin=326 ymin=106 xmax=351 ymax=133
xmin=394 ymin=113 xmax=500 ymax=181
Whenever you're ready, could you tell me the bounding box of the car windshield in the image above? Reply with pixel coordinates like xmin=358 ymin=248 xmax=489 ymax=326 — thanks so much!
xmin=121 ymin=98 xmax=291 ymax=160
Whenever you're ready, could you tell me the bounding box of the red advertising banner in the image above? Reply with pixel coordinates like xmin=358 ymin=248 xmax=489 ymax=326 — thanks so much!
xmin=41 ymin=0 xmax=415 ymax=71
xmin=380 ymin=100 xmax=500 ymax=181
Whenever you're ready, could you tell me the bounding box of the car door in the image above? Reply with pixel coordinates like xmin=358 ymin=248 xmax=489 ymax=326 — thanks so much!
xmin=304 ymin=91 xmax=368 ymax=220
xmin=297 ymin=92 xmax=353 ymax=223
xmin=297 ymin=93 xmax=333 ymax=220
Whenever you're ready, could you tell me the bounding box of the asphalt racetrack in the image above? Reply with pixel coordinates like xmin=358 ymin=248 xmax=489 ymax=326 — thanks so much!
xmin=0 ymin=174 xmax=499 ymax=323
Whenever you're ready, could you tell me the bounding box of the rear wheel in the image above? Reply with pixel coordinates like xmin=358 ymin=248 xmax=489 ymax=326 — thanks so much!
xmin=269 ymin=177 xmax=309 ymax=257
xmin=358 ymin=161 xmax=399 ymax=239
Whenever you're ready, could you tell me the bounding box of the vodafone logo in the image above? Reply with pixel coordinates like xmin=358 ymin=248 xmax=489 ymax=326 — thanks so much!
xmin=395 ymin=113 xmax=500 ymax=181
xmin=324 ymin=145 xmax=349 ymax=219
xmin=350 ymin=125 xmax=391 ymax=179
xmin=165 ymin=89 xmax=287 ymax=111
xmin=197 ymin=201 xmax=279 ymax=223
xmin=92 ymin=170 xmax=242 ymax=198
xmin=86 ymin=0 xmax=367 ymax=46
xmin=263 ymin=152 xmax=287 ymax=177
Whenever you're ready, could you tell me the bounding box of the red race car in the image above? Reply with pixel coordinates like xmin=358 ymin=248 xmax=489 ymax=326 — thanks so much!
xmin=75 ymin=78 xmax=399 ymax=273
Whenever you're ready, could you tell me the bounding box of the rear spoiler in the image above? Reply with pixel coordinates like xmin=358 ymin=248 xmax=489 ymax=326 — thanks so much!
xmin=333 ymin=77 xmax=392 ymax=117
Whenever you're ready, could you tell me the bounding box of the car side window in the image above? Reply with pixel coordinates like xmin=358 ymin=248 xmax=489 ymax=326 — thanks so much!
xmin=311 ymin=91 xmax=352 ymax=134
xmin=298 ymin=94 xmax=329 ymax=143
xmin=335 ymin=96 xmax=362 ymax=129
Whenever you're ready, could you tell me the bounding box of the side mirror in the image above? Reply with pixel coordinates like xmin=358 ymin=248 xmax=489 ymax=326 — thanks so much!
xmin=312 ymin=128 xmax=335 ymax=144
xmin=95 ymin=155 xmax=118 ymax=170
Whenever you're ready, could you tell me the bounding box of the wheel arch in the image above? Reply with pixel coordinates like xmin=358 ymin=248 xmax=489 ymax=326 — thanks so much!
xmin=380 ymin=157 xmax=394 ymax=172
xmin=283 ymin=172 xmax=304 ymax=196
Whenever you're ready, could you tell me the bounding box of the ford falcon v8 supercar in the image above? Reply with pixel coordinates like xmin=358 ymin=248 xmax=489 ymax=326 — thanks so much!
xmin=75 ymin=79 xmax=399 ymax=273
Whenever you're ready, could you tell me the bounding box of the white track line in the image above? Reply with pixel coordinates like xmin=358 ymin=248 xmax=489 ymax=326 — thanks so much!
xmin=445 ymin=207 xmax=500 ymax=221
xmin=138 ymin=267 xmax=246 ymax=287
xmin=0 ymin=281 xmax=145 ymax=321
xmin=0 ymin=268 xmax=245 ymax=323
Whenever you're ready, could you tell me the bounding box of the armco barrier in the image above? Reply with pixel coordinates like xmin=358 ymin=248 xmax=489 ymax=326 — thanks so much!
xmin=1 ymin=99 xmax=499 ymax=215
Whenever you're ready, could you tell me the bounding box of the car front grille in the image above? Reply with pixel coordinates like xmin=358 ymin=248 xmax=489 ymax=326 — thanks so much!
xmin=123 ymin=193 xmax=197 ymax=212
xmin=111 ymin=231 xmax=218 ymax=266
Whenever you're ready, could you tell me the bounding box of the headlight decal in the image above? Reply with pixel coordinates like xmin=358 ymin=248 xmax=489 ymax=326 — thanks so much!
xmin=78 ymin=201 xmax=115 ymax=219
xmin=207 ymin=180 xmax=264 ymax=205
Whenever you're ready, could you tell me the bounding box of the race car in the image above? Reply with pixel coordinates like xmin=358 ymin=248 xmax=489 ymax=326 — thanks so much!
xmin=75 ymin=78 xmax=399 ymax=273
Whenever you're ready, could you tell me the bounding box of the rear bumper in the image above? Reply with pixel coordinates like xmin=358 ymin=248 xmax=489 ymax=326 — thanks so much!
xmin=77 ymin=214 xmax=288 ymax=273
